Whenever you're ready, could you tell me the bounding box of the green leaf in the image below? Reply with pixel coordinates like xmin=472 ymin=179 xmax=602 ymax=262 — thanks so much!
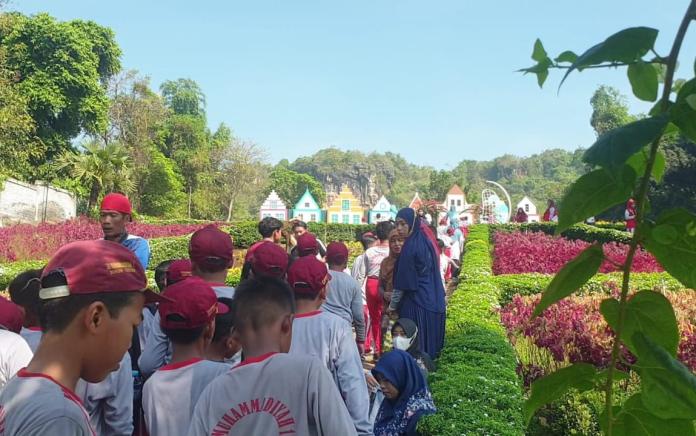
xmin=557 ymin=166 xmax=636 ymax=233
xmin=633 ymin=333 xmax=696 ymax=420
xmin=671 ymin=78 xmax=696 ymax=142
xmin=533 ymin=244 xmax=603 ymax=317
xmin=532 ymin=39 xmax=548 ymax=62
xmin=686 ymin=95 xmax=696 ymax=111
xmin=555 ymin=50 xmax=578 ymax=63
xmin=600 ymin=394 xmax=696 ymax=436
xmin=627 ymin=61 xmax=659 ymax=101
xmin=583 ymin=115 xmax=669 ymax=170
xmin=561 ymin=27 xmax=659 ymax=87
xmin=626 ymin=149 xmax=666 ymax=182
xmin=642 ymin=208 xmax=696 ymax=289
xmin=523 ymin=363 xmax=597 ymax=424
xmin=519 ymin=60 xmax=552 ymax=88
xmin=600 ymin=291 xmax=679 ymax=357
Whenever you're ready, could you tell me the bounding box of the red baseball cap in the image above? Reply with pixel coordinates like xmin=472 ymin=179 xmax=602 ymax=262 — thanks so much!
xmin=39 ymin=240 xmax=167 ymax=303
xmin=100 ymin=193 xmax=132 ymax=215
xmin=0 ymin=296 xmax=24 ymax=333
xmin=287 ymin=256 xmax=331 ymax=295
xmin=166 ymin=259 xmax=193 ymax=286
xmin=325 ymin=241 xmax=349 ymax=265
xmin=296 ymin=232 xmax=319 ymax=257
xmin=250 ymin=242 xmax=289 ymax=278
xmin=189 ymin=225 xmax=234 ymax=268
xmin=159 ymin=277 xmax=229 ymax=330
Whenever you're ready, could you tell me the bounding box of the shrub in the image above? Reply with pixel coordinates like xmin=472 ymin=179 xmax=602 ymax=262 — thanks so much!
xmin=0 ymin=260 xmax=47 ymax=290
xmin=419 ymin=225 xmax=524 ymax=435
xmin=491 ymin=222 xmax=632 ymax=245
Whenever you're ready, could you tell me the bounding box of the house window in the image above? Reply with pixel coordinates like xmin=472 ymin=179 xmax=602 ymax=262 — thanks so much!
xmin=310 ymin=214 xmax=317 ymax=222
xmin=304 ymin=202 xmax=310 ymax=208
xmin=262 ymin=213 xmax=270 ymax=218
xmin=297 ymin=214 xmax=304 ymax=221
xmin=332 ymin=214 xmax=339 ymax=223
xmin=342 ymin=214 xmax=349 ymax=224
xmin=451 ymin=199 xmax=455 ymax=206
xmin=525 ymin=204 xmax=529 ymax=212
xmin=457 ymin=199 xmax=462 ymax=206
xmin=353 ymin=215 xmax=360 ymax=224
xmin=270 ymin=200 xmax=278 ymax=209
xmin=342 ymin=200 xmax=350 ymax=211
xmin=276 ymin=213 xmax=284 ymax=219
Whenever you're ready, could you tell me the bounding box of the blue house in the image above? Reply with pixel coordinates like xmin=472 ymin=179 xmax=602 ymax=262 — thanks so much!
xmin=369 ymin=195 xmax=397 ymax=223
xmin=291 ymin=188 xmax=323 ymax=223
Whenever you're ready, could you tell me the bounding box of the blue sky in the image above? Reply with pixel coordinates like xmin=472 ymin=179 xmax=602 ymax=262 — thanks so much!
xmin=11 ymin=0 xmax=696 ymax=168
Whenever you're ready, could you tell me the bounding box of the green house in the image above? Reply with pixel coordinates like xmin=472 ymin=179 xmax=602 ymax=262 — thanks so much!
xmin=291 ymin=188 xmax=323 ymax=223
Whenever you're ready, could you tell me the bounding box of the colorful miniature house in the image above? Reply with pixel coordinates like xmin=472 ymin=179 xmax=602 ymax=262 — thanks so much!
xmin=517 ymin=196 xmax=539 ymax=222
xmin=291 ymin=188 xmax=323 ymax=223
xmin=409 ymin=193 xmax=423 ymax=211
xmin=443 ymin=184 xmax=467 ymax=213
xmin=326 ymin=185 xmax=364 ymax=224
xmin=369 ymin=195 xmax=397 ymax=223
xmin=259 ymin=190 xmax=288 ymax=220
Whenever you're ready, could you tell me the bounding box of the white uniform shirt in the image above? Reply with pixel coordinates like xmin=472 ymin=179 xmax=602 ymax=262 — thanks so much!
xmin=188 ymin=352 xmax=357 ymax=436
xmin=142 ymin=357 xmax=229 ymax=436
xmin=0 ymin=368 xmax=94 ymax=435
xmin=19 ymin=326 xmax=42 ymax=352
xmin=289 ymin=310 xmax=372 ymax=435
xmin=139 ymin=285 xmax=235 ymax=375
xmin=0 ymin=330 xmax=33 ymax=393
xmin=75 ymin=353 xmax=133 ymax=436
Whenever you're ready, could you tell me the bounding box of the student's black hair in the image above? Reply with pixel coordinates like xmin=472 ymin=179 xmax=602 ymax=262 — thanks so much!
xmin=232 ymin=277 xmax=295 ymax=332
xmin=39 ymin=271 xmax=136 ymax=333
xmin=212 ymin=297 xmax=235 ymax=343
xmin=193 ymin=258 xmax=229 ymax=274
xmin=154 ymin=260 xmax=174 ymax=292
xmin=258 ymin=217 xmax=283 ymax=238
xmin=437 ymin=239 xmax=445 ymax=249
xmin=359 ymin=232 xmax=378 ymax=250
xmin=162 ymin=321 xmax=206 ymax=345
xmin=375 ymin=221 xmax=396 ymax=241
xmin=240 ymin=261 xmax=252 ymax=281
xmin=8 ymin=268 xmax=43 ymax=316
xmin=292 ymin=221 xmax=308 ymax=231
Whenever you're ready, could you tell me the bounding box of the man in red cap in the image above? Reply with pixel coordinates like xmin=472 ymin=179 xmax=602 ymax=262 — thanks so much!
xmin=142 ymin=277 xmax=230 ymax=436
xmin=287 ymin=256 xmax=371 ymax=435
xmin=290 ymin=221 xmax=327 ymax=262
xmin=0 ymin=239 xmax=165 ymax=436
xmin=0 ymin=296 xmax=33 ymax=393
xmin=100 ymin=192 xmax=151 ymax=269
xmin=243 ymin=241 xmax=289 ymax=280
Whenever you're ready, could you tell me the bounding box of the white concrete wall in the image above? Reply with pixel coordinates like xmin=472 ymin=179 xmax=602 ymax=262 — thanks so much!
xmin=0 ymin=178 xmax=77 ymax=226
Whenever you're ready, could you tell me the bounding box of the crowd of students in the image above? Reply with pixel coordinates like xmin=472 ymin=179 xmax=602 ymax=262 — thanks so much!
xmin=0 ymin=193 xmax=449 ymax=436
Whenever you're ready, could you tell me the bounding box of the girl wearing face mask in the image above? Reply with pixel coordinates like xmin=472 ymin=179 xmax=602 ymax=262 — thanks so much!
xmin=391 ymin=318 xmax=435 ymax=374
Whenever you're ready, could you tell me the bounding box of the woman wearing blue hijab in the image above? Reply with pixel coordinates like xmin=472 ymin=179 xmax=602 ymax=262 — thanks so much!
xmin=389 ymin=208 xmax=446 ymax=359
xmin=372 ymin=350 xmax=436 ymax=436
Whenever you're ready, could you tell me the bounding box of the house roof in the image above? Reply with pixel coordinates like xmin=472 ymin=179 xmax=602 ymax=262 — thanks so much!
xmin=409 ymin=193 xmax=423 ymax=209
xmin=447 ymin=184 xmax=465 ymax=196
xmin=293 ymin=188 xmax=320 ymax=209
xmin=371 ymin=195 xmax=391 ymax=210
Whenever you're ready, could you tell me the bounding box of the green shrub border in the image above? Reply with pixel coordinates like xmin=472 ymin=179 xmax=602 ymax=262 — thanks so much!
xmin=419 ymin=225 xmax=525 ymax=435
xmin=490 ymin=222 xmax=632 ymax=245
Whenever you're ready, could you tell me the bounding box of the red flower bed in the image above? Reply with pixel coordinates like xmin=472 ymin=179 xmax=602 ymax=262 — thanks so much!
xmin=0 ymin=217 xmax=209 ymax=262
xmin=492 ymin=231 xmax=662 ymax=275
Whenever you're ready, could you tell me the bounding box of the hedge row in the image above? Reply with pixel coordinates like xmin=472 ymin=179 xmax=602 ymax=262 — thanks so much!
xmin=495 ymin=272 xmax=685 ymax=306
xmin=490 ymin=222 xmax=632 ymax=245
xmin=419 ymin=225 xmax=525 ymax=435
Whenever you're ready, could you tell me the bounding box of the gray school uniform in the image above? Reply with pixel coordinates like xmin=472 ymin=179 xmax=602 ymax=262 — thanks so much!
xmin=290 ymin=310 xmax=372 ymax=436
xmin=75 ymin=353 xmax=133 ymax=436
xmin=0 ymin=369 xmax=94 ymax=435
xmin=19 ymin=327 xmax=42 ymax=353
xmin=188 ymin=353 xmax=357 ymax=436
xmin=139 ymin=285 xmax=235 ymax=375
xmin=322 ymin=270 xmax=367 ymax=343
xmin=142 ymin=358 xmax=229 ymax=436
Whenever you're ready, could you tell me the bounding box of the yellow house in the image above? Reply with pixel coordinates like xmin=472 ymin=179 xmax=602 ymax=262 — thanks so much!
xmin=326 ymin=185 xmax=365 ymax=224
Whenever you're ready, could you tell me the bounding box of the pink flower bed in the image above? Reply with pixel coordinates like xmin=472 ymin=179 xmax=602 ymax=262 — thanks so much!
xmin=0 ymin=217 xmax=209 ymax=262
xmin=492 ymin=231 xmax=662 ymax=275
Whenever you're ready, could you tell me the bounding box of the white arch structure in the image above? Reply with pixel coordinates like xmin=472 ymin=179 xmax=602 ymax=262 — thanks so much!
xmin=485 ymin=180 xmax=512 ymax=222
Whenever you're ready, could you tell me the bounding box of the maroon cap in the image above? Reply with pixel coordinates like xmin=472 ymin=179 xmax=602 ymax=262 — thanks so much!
xmin=0 ymin=296 xmax=24 ymax=333
xmin=166 ymin=259 xmax=193 ymax=286
xmin=296 ymin=232 xmax=319 ymax=257
xmin=249 ymin=242 xmax=289 ymax=278
xmin=326 ymin=241 xmax=349 ymax=265
xmin=189 ymin=225 xmax=234 ymax=268
xmin=100 ymin=193 xmax=132 ymax=215
xmin=159 ymin=277 xmax=229 ymax=330
xmin=287 ymin=256 xmax=331 ymax=295
xmin=39 ymin=240 xmax=168 ymax=303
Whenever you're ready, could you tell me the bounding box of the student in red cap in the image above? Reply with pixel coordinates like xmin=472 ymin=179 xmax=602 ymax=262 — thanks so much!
xmin=245 ymin=216 xmax=284 ymax=261
xmin=290 ymin=221 xmax=327 ymax=262
xmin=287 ymin=256 xmax=372 ymax=435
xmin=139 ymin=225 xmax=237 ymax=375
xmin=0 ymin=296 xmax=33 ymax=393
xmin=100 ymin=192 xmax=151 ymax=269
xmin=244 ymin=241 xmax=289 ymax=280
xmin=8 ymin=269 xmax=43 ymax=351
xmin=0 ymin=239 xmax=164 ymax=436
xmin=142 ymin=277 xmax=230 ymax=436
xmin=322 ymin=242 xmax=366 ymax=354
xmin=188 ymin=276 xmax=357 ymax=435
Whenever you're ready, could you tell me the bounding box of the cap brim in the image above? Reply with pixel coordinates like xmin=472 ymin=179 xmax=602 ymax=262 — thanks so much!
xmin=217 ymin=302 xmax=230 ymax=315
xmin=144 ymin=289 xmax=173 ymax=304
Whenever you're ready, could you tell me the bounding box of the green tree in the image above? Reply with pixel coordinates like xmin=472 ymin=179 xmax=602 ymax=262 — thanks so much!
xmin=160 ymin=78 xmax=206 ymax=118
xmin=427 ymin=170 xmax=455 ymax=201
xmin=139 ymin=148 xmax=187 ymax=216
xmin=267 ymin=165 xmax=326 ymax=208
xmin=0 ymin=13 xmax=121 ymax=178
xmin=590 ymin=85 xmax=636 ymax=136
xmin=217 ymin=139 xmax=268 ymax=221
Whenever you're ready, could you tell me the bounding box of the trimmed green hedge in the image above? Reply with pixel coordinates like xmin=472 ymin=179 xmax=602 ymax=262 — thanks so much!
xmin=0 ymin=260 xmax=47 ymax=291
xmin=495 ymin=272 xmax=684 ymax=306
xmin=420 ymin=225 xmax=525 ymax=435
xmin=491 ymin=222 xmax=632 ymax=245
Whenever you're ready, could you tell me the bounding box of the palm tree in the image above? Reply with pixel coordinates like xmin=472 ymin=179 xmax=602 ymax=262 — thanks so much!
xmin=57 ymin=140 xmax=135 ymax=210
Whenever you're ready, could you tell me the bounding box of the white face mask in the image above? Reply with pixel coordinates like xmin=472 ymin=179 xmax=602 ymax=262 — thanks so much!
xmin=393 ymin=335 xmax=413 ymax=351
